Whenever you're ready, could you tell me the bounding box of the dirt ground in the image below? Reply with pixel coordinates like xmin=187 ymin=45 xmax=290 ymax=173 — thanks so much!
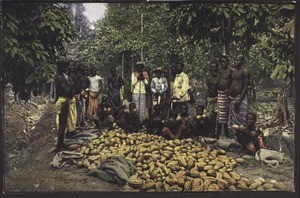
xmin=3 ymin=89 xmax=295 ymax=192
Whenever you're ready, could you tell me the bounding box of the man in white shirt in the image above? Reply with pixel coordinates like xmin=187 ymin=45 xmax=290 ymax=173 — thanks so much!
xmin=151 ymin=67 xmax=168 ymax=106
xmin=87 ymin=66 xmax=103 ymax=119
xmin=131 ymin=62 xmax=149 ymax=123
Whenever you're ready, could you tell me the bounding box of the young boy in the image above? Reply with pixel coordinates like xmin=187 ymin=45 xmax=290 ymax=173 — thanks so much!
xmin=233 ymin=112 xmax=266 ymax=155
xmin=190 ymin=105 xmax=210 ymax=137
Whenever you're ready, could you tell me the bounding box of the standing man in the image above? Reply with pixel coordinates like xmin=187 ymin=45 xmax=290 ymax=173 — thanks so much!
xmin=229 ymin=54 xmax=249 ymax=127
xmin=216 ymin=55 xmax=233 ymax=139
xmin=131 ymin=62 xmax=149 ymax=123
xmin=107 ymin=67 xmax=125 ymax=109
xmin=87 ymin=66 xmax=103 ymax=120
xmin=150 ymin=67 xmax=168 ymax=106
xmin=172 ymin=63 xmax=190 ymax=114
xmin=54 ymin=60 xmax=77 ymax=152
xmin=205 ymin=61 xmax=219 ymax=135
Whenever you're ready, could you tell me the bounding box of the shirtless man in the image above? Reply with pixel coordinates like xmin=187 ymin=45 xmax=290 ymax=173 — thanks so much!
xmin=54 ymin=60 xmax=76 ymax=152
xmin=107 ymin=67 xmax=125 ymax=109
xmin=205 ymin=61 xmax=219 ymax=135
xmin=146 ymin=104 xmax=164 ymax=135
xmin=229 ymin=54 xmax=249 ymax=127
xmin=93 ymin=96 xmax=114 ymax=130
xmin=234 ymin=112 xmax=266 ymax=155
xmin=190 ymin=105 xmax=210 ymax=137
xmin=162 ymin=109 xmax=180 ymax=140
xmin=123 ymin=103 xmax=140 ymax=133
xmin=175 ymin=104 xmax=193 ymax=139
xmin=216 ymin=55 xmax=233 ymax=139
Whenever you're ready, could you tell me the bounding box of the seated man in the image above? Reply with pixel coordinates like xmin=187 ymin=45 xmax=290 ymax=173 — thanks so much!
xmin=146 ymin=104 xmax=164 ymax=135
xmin=162 ymin=105 xmax=192 ymax=139
xmin=233 ymin=112 xmax=266 ymax=155
xmin=162 ymin=109 xmax=181 ymax=140
xmin=93 ymin=96 xmax=114 ymax=130
xmin=123 ymin=103 xmax=141 ymax=133
xmin=175 ymin=104 xmax=193 ymax=139
xmin=190 ymin=105 xmax=210 ymax=137
xmin=122 ymin=92 xmax=133 ymax=109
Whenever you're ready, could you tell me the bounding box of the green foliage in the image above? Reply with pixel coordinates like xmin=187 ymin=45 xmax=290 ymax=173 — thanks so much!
xmin=2 ymin=2 xmax=75 ymax=96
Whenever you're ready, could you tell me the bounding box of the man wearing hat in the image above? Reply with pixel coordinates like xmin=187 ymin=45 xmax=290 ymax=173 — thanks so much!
xmin=150 ymin=67 xmax=168 ymax=106
xmin=131 ymin=61 xmax=149 ymax=123
xmin=172 ymin=62 xmax=190 ymax=113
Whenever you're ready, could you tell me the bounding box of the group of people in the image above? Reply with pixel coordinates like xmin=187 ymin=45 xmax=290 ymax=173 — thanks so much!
xmin=51 ymin=60 xmax=103 ymax=152
xmin=52 ymin=54 xmax=266 ymax=155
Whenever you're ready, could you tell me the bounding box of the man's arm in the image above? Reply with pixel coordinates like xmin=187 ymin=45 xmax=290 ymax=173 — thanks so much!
xmin=160 ymin=78 xmax=168 ymax=94
xmin=56 ymin=76 xmax=73 ymax=94
xmin=150 ymin=78 xmax=157 ymax=93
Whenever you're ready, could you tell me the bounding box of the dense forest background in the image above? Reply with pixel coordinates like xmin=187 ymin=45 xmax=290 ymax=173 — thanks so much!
xmin=1 ymin=2 xmax=295 ymax=99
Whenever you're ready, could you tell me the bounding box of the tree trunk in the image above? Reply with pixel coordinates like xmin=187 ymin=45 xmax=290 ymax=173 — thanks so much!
xmin=221 ymin=18 xmax=228 ymax=55
xmin=274 ymin=90 xmax=292 ymax=127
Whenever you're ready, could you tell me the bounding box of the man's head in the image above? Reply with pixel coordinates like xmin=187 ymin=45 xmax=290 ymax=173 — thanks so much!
xmin=176 ymin=62 xmax=184 ymax=74
xmin=196 ymin=105 xmax=205 ymax=115
xmin=136 ymin=62 xmax=145 ymax=72
xmin=246 ymin=112 xmax=257 ymax=126
xmin=234 ymin=54 xmax=244 ymax=69
xmin=154 ymin=104 xmax=161 ymax=114
xmin=154 ymin=67 xmax=163 ymax=78
xmin=91 ymin=66 xmax=96 ymax=76
xmin=111 ymin=68 xmax=117 ymax=76
xmin=127 ymin=92 xmax=132 ymax=102
xmin=181 ymin=104 xmax=188 ymax=115
xmin=218 ymin=55 xmax=229 ymax=70
xmin=171 ymin=65 xmax=177 ymax=75
xmin=83 ymin=65 xmax=90 ymax=76
xmin=113 ymin=96 xmax=121 ymax=106
xmin=68 ymin=60 xmax=76 ymax=72
xmin=129 ymin=102 xmax=136 ymax=112
xmin=170 ymin=109 xmax=177 ymax=118
xmin=210 ymin=61 xmax=219 ymax=76
xmin=57 ymin=60 xmax=68 ymax=74
xmin=101 ymin=96 xmax=108 ymax=103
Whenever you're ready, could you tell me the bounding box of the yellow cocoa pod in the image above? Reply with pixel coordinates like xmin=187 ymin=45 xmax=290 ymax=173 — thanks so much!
xmin=214 ymin=164 xmax=223 ymax=170
xmin=225 ymin=177 xmax=237 ymax=185
xmin=77 ymin=161 xmax=83 ymax=167
xmin=232 ymin=124 xmax=240 ymax=130
xmin=235 ymin=158 xmax=245 ymax=163
xmin=210 ymin=183 xmax=220 ymax=191
xmin=84 ymin=148 xmax=90 ymax=155
xmin=177 ymin=178 xmax=185 ymax=186
xmin=237 ymin=183 xmax=249 ymax=190
xmin=216 ymin=178 xmax=228 ymax=185
xmin=217 ymin=182 xmax=225 ymax=190
xmin=203 ymin=179 xmax=211 ymax=190
xmin=82 ymin=159 xmax=90 ymax=168
xmin=273 ymin=182 xmax=286 ymax=190
xmin=163 ymin=182 xmax=171 ymax=191
xmin=151 ymin=169 xmax=160 ymax=179
xmin=199 ymin=171 xmax=207 ymax=178
xmin=192 ymin=178 xmax=202 ymax=188
xmin=192 ymin=183 xmax=204 ymax=191
xmin=262 ymin=183 xmax=274 ymax=191
xmin=204 ymin=165 xmax=214 ymax=171
xmin=128 ymin=176 xmax=144 ymax=188
xmin=207 ymin=169 xmax=216 ymax=176
xmin=68 ymin=144 xmax=81 ymax=149
xmin=230 ymin=172 xmax=241 ymax=180
xmin=184 ymin=180 xmax=192 ymax=191
xmin=249 ymin=182 xmax=260 ymax=190
xmin=143 ymin=181 xmax=156 ymax=190
xmin=216 ymin=172 xmax=223 ymax=180
xmin=178 ymin=156 xmax=187 ymax=167
xmin=228 ymin=185 xmax=238 ymax=191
